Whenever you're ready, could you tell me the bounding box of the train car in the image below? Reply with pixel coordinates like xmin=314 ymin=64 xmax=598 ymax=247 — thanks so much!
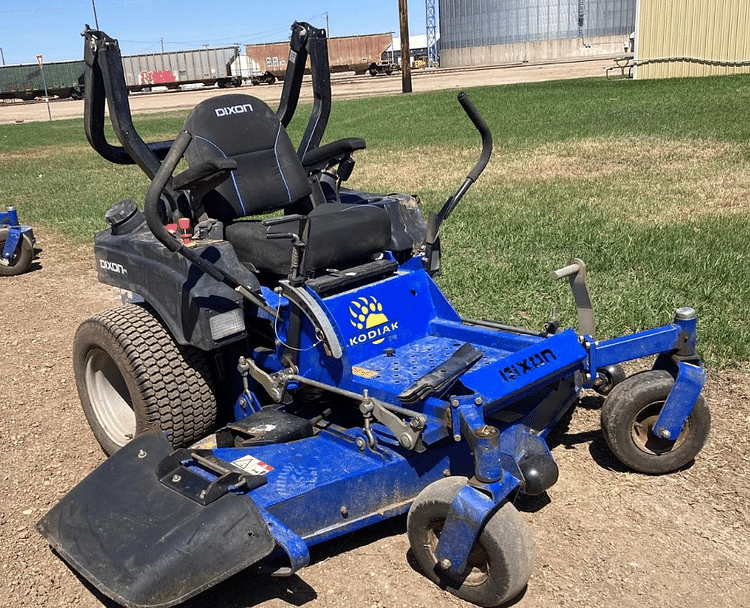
xmin=0 ymin=60 xmax=85 ymax=101
xmin=245 ymin=32 xmax=396 ymax=78
xmin=120 ymin=46 xmax=241 ymax=92
xmin=0 ymin=31 xmax=396 ymax=102
xmin=229 ymin=55 xmax=277 ymax=86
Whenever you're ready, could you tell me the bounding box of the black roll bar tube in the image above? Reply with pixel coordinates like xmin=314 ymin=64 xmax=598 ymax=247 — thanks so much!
xmin=274 ymin=22 xmax=333 ymax=161
xmin=82 ymin=26 xmax=173 ymax=179
xmin=275 ymin=22 xmax=310 ymax=129
xmin=143 ymin=131 xmax=276 ymax=316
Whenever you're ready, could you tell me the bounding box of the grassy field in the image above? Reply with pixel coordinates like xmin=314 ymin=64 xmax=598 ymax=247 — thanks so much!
xmin=2 ymin=74 xmax=749 ymax=368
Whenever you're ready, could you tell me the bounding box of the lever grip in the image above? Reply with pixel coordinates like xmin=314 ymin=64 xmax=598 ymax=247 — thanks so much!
xmin=550 ymin=262 xmax=582 ymax=280
xmin=458 ymin=91 xmax=493 ymax=182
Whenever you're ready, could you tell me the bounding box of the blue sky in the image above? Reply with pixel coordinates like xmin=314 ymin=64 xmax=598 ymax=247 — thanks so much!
xmin=1 ymin=1 xmax=428 ymax=64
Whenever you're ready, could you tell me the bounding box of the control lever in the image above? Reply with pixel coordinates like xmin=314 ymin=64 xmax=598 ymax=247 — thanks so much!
xmin=264 ymin=215 xmax=310 ymax=286
xmin=550 ymin=258 xmax=596 ymax=338
xmin=425 ymin=91 xmax=492 ymax=275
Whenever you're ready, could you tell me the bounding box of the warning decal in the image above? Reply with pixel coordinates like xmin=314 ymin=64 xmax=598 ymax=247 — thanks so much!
xmin=231 ymin=454 xmax=274 ymax=475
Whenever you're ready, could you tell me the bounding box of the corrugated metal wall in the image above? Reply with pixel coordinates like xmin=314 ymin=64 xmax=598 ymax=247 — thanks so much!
xmin=439 ymin=0 xmax=635 ymax=49
xmin=636 ymin=0 xmax=750 ymax=79
xmin=439 ymin=0 xmax=636 ymax=65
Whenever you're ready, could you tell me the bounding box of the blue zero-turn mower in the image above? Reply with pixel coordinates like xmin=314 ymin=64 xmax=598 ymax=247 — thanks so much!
xmin=37 ymin=23 xmax=710 ymax=608
xmin=0 ymin=206 xmax=35 ymax=276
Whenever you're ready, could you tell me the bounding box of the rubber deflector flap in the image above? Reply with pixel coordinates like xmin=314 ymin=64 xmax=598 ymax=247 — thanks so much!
xmin=36 ymin=429 xmax=275 ymax=608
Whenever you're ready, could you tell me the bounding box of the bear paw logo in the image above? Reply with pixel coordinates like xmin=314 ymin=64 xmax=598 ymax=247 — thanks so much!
xmin=350 ymin=296 xmax=389 ymax=342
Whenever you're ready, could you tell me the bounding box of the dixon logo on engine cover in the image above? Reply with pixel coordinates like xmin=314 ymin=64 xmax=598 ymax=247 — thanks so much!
xmin=99 ymin=259 xmax=127 ymax=275
xmin=348 ymin=296 xmax=398 ymax=346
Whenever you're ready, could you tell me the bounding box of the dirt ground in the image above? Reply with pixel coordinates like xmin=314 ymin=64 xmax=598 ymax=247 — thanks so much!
xmin=2 ymin=61 xmax=750 ymax=608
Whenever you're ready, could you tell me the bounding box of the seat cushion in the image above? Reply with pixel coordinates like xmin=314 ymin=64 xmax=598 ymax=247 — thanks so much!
xmin=225 ymin=203 xmax=392 ymax=276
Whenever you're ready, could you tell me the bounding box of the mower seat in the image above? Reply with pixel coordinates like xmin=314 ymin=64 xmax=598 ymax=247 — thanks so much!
xmin=182 ymin=94 xmax=391 ymax=276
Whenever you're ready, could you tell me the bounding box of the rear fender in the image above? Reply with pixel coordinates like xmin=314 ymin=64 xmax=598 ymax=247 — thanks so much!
xmin=94 ymin=223 xmax=259 ymax=351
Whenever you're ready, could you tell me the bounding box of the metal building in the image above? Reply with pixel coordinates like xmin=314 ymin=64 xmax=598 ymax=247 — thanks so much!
xmin=635 ymin=0 xmax=750 ymax=79
xmin=438 ymin=0 xmax=637 ymax=67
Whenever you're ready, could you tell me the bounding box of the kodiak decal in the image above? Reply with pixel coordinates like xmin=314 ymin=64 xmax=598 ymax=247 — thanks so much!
xmin=348 ymin=296 xmax=398 ymax=346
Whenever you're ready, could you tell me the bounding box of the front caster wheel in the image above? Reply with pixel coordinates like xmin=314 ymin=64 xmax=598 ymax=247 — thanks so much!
xmin=601 ymin=369 xmax=710 ymax=474
xmin=0 ymin=229 xmax=33 ymax=276
xmin=407 ymin=477 xmax=534 ymax=607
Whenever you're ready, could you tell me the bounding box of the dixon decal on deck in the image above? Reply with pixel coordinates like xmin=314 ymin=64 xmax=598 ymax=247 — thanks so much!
xmin=499 ymin=348 xmax=557 ymax=382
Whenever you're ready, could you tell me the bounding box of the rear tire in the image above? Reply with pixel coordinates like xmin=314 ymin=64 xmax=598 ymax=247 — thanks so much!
xmin=73 ymin=303 xmax=217 ymax=455
xmin=0 ymin=229 xmax=33 ymax=276
xmin=407 ymin=477 xmax=534 ymax=606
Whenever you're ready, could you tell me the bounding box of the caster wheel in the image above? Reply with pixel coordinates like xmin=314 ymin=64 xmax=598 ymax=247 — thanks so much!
xmin=0 ymin=229 xmax=33 ymax=276
xmin=407 ymin=477 xmax=534 ymax=606
xmin=601 ymin=370 xmax=710 ymax=474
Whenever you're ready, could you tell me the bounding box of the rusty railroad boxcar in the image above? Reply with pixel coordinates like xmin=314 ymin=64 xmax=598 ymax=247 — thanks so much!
xmin=245 ymin=32 xmax=396 ymax=78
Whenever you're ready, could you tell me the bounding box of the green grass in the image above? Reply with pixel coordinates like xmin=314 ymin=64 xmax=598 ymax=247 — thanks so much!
xmin=2 ymin=73 xmax=749 ymax=368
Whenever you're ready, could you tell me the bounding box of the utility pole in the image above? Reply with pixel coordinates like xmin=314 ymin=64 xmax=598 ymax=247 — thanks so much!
xmin=398 ymin=0 xmax=412 ymax=93
xmin=36 ymin=55 xmax=52 ymax=122
xmin=91 ymin=0 xmax=100 ymax=29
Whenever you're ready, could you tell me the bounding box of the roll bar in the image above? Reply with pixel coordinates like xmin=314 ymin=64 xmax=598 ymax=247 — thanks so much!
xmin=82 ymin=21 xmax=333 ymax=177
xmin=83 ymin=26 xmax=172 ymax=179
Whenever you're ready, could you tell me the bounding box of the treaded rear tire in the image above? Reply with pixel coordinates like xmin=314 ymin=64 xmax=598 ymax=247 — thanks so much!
xmin=73 ymin=303 xmax=217 ymax=455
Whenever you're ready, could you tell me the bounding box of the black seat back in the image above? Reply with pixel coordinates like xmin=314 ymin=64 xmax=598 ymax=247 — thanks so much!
xmin=182 ymin=94 xmax=312 ymax=221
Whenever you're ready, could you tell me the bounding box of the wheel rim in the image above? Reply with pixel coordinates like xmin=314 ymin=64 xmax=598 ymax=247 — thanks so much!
xmin=425 ymin=520 xmax=490 ymax=586
xmin=631 ymin=401 xmax=689 ymax=455
xmin=84 ymin=348 xmax=136 ymax=447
